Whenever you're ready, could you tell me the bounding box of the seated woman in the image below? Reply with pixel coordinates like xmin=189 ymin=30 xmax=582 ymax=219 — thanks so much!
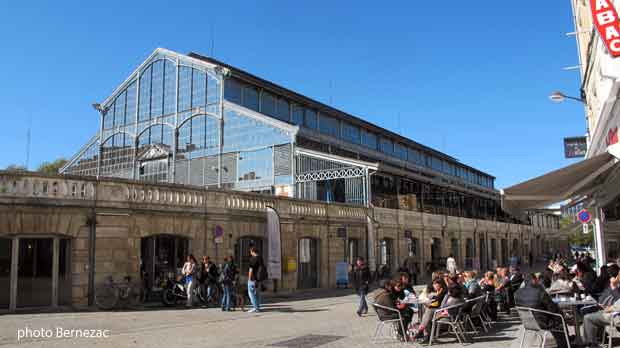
xmin=412 ymin=279 xmax=447 ymax=341
xmin=480 ymin=271 xmax=497 ymax=321
xmin=394 ymin=272 xmax=415 ymax=299
xmin=548 ymin=270 xmax=577 ymax=295
xmin=373 ymin=280 xmax=408 ymax=341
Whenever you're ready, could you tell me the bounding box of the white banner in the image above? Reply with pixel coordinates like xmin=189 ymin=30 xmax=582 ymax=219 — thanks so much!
xmin=266 ymin=207 xmax=282 ymax=280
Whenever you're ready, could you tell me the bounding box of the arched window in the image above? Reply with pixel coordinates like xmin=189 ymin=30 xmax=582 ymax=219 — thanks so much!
xmin=100 ymin=133 xmax=134 ymax=178
xmin=138 ymin=59 xmax=177 ymax=122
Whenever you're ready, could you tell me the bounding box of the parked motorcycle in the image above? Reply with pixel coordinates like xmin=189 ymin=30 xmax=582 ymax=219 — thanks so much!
xmin=162 ymin=275 xmax=209 ymax=307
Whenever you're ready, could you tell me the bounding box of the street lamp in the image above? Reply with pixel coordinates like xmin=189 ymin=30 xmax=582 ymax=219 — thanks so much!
xmin=549 ymin=91 xmax=585 ymax=103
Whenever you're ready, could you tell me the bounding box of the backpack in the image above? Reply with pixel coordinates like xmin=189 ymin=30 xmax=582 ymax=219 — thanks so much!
xmin=257 ymin=262 xmax=268 ymax=282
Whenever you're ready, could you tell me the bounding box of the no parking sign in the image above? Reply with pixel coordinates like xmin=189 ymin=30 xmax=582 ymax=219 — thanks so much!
xmin=578 ymin=209 xmax=591 ymax=224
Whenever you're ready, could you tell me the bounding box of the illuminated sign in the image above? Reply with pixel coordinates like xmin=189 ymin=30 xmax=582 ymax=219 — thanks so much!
xmin=590 ymin=0 xmax=620 ymax=57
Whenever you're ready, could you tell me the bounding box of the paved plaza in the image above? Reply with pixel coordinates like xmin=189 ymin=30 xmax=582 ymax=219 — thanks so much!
xmin=0 ymin=291 xmax=552 ymax=348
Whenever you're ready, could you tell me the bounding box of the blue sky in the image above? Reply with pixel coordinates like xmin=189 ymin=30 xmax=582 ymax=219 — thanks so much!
xmin=0 ymin=1 xmax=584 ymax=188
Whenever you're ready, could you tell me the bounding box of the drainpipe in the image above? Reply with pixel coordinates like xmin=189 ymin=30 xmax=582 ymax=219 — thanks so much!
xmin=87 ymin=204 xmax=97 ymax=306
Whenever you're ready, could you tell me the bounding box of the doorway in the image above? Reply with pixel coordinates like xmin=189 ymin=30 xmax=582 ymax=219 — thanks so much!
xmin=141 ymin=235 xmax=189 ymax=296
xmin=347 ymin=238 xmax=359 ymax=266
xmin=0 ymin=238 xmax=11 ymax=309
xmin=298 ymin=238 xmax=319 ymax=289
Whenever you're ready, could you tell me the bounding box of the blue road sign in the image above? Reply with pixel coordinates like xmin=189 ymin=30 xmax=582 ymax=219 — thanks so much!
xmin=578 ymin=210 xmax=591 ymax=224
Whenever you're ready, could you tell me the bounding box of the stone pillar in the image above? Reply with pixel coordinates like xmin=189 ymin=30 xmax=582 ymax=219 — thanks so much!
xmin=9 ymin=236 xmax=18 ymax=312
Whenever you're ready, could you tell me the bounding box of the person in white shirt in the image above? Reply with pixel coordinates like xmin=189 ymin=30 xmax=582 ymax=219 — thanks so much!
xmin=446 ymin=254 xmax=457 ymax=274
xmin=182 ymin=254 xmax=197 ymax=307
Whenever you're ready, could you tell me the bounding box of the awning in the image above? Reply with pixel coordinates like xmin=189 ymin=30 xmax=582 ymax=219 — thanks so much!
xmin=501 ymin=144 xmax=620 ymax=217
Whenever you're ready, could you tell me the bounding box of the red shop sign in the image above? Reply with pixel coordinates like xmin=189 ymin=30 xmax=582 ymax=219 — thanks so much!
xmin=591 ymin=0 xmax=620 ymax=57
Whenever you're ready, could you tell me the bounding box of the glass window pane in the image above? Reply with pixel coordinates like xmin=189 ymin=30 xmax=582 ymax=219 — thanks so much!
xmin=237 ymin=147 xmax=274 ymax=189
xmin=150 ymin=60 xmax=164 ymax=118
xmin=125 ymin=81 xmax=137 ymax=125
xmin=261 ymin=91 xmax=276 ymax=116
xmin=275 ymin=98 xmax=290 ymax=122
xmin=138 ymin=66 xmax=152 ymax=121
xmin=178 ymin=66 xmax=192 ymax=112
xmin=191 ymin=69 xmax=206 ymax=108
xmin=342 ymin=122 xmax=360 ymax=144
xmin=163 ymin=60 xmax=176 ymax=115
xmin=394 ymin=143 xmax=407 ymax=160
xmin=207 ymin=74 xmax=220 ymax=105
xmin=291 ymin=104 xmax=304 ymax=125
xmin=361 ymin=129 xmax=377 ymax=149
xmin=318 ymin=113 xmax=339 ymax=137
xmin=304 ymin=109 xmax=317 ymax=129
xmin=379 ymin=137 xmax=394 ymax=155
xmin=243 ymin=86 xmax=259 ymax=111
xmin=224 ymin=78 xmax=242 ymax=104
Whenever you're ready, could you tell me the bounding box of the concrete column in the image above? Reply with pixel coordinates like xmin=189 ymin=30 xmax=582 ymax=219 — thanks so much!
xmin=9 ymin=237 xmax=19 ymax=311
xmin=52 ymin=237 xmax=59 ymax=307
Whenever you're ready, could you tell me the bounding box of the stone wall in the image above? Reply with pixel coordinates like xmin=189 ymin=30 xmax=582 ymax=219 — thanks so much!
xmin=0 ymin=172 xmax=568 ymax=309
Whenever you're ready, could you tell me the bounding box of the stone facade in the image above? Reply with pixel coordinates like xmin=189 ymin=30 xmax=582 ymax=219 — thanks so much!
xmin=0 ymin=172 xmax=568 ymax=311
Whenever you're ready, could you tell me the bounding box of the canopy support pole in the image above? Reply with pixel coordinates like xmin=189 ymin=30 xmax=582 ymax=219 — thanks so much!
xmin=594 ymin=207 xmax=606 ymax=272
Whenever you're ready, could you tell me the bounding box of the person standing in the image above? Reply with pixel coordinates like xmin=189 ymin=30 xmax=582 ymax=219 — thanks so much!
xmin=446 ymin=254 xmax=457 ymax=274
xmin=247 ymin=247 xmax=265 ymax=313
xmin=182 ymin=254 xmax=197 ymax=308
xmin=403 ymin=252 xmax=418 ymax=285
xmin=351 ymin=257 xmax=371 ymax=317
xmin=221 ymin=256 xmax=237 ymax=311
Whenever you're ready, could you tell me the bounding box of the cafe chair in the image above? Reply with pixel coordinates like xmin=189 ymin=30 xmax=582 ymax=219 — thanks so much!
xmin=371 ymin=303 xmax=408 ymax=344
xmin=603 ymin=312 xmax=620 ymax=348
xmin=515 ymin=306 xmax=571 ymax=348
xmin=429 ymin=303 xmax=468 ymax=346
xmin=463 ymin=295 xmax=489 ymax=334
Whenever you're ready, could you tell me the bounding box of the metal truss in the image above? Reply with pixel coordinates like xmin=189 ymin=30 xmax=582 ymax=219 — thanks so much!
xmin=295 ymin=166 xmax=366 ymax=183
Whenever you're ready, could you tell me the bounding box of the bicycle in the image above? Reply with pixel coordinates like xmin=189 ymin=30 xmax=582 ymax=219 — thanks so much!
xmin=95 ymin=275 xmax=141 ymax=310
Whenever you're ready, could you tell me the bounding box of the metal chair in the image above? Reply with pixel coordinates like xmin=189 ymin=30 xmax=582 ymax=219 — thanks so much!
xmin=603 ymin=312 xmax=620 ymax=348
xmin=463 ymin=295 xmax=489 ymax=333
xmin=429 ymin=303 xmax=467 ymax=346
xmin=515 ymin=306 xmax=571 ymax=348
xmin=371 ymin=303 xmax=408 ymax=343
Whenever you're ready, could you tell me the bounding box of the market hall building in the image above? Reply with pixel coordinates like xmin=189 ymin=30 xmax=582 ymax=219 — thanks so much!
xmin=0 ymin=48 xmax=564 ymax=311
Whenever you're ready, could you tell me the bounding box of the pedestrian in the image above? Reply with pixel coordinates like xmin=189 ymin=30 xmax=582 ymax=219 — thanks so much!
xmin=202 ymin=256 xmax=219 ymax=303
xmin=221 ymin=256 xmax=237 ymax=311
xmin=402 ymin=252 xmax=418 ymax=285
xmin=351 ymin=257 xmax=371 ymax=317
xmin=446 ymin=254 xmax=457 ymax=274
xmin=247 ymin=246 xmax=265 ymax=313
xmin=182 ymin=254 xmax=197 ymax=308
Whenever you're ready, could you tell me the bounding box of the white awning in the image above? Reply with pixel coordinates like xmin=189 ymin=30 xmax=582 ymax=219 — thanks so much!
xmin=501 ymin=144 xmax=620 ymax=217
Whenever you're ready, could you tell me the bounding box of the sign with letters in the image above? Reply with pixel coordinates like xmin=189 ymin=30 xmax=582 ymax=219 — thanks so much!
xmin=564 ymin=136 xmax=587 ymax=158
xmin=590 ymin=0 xmax=620 ymax=57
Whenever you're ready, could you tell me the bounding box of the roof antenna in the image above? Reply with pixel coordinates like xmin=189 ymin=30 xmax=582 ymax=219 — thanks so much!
xmin=397 ymin=112 xmax=402 ymax=135
xmin=210 ymin=22 xmax=215 ymax=57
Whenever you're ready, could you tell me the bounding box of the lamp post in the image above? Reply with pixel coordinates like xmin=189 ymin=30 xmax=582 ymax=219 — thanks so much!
xmin=548 ymin=91 xmax=585 ymax=103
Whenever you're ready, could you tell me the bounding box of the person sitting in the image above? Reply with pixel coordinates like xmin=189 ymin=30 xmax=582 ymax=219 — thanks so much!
xmin=515 ymin=273 xmax=570 ymax=348
xmin=548 ymin=270 xmax=577 ymax=295
xmin=591 ymin=265 xmax=610 ymax=298
xmin=373 ymin=280 xmax=407 ymax=341
xmin=583 ymin=267 xmax=620 ymax=348
xmin=392 ymin=281 xmax=414 ymax=336
xmin=572 ymin=261 xmax=597 ymax=296
xmin=496 ymin=267 xmax=512 ymax=313
xmin=395 ymin=272 xmax=415 ymax=298
xmin=480 ymin=271 xmax=497 ymax=321
xmin=412 ymin=279 xmax=447 ymax=342
xmin=463 ymin=271 xmax=483 ymax=299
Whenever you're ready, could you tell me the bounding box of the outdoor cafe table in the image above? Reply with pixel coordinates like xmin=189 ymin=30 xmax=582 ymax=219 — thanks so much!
xmin=401 ymin=297 xmax=430 ymax=322
xmin=552 ymin=297 xmax=597 ymax=342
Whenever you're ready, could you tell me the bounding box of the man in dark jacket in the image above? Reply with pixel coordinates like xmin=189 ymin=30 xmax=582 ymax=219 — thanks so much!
xmin=583 ymin=266 xmax=620 ymax=347
xmin=351 ymin=257 xmax=371 ymax=317
xmin=515 ymin=274 xmax=569 ymax=348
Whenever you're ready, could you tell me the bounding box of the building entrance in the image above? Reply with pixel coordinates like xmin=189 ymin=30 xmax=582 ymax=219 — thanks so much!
xmin=298 ymin=238 xmax=319 ymax=289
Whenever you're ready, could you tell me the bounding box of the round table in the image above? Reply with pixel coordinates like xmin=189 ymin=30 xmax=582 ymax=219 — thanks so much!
xmin=552 ymin=297 xmax=597 ymax=343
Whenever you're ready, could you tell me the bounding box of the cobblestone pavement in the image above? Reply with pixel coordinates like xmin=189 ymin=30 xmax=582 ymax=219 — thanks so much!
xmin=0 ymin=290 xmax=556 ymax=348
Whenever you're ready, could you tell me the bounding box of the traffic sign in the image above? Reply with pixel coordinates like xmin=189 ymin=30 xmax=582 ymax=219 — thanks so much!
xmin=578 ymin=209 xmax=591 ymax=224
